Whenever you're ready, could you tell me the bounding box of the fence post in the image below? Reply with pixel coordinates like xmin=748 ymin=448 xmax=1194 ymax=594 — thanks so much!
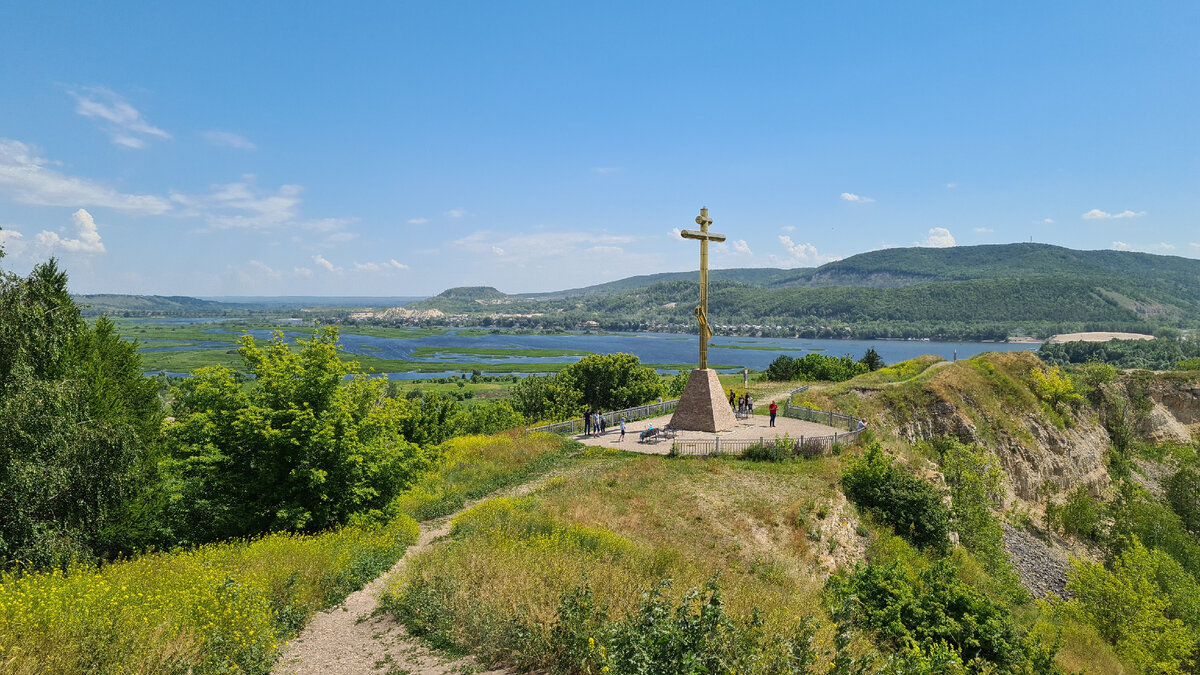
xmin=715 ymin=436 xmax=720 ymax=456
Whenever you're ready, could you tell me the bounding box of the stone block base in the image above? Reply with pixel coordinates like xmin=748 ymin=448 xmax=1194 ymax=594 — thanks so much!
xmin=670 ymin=369 xmax=738 ymax=432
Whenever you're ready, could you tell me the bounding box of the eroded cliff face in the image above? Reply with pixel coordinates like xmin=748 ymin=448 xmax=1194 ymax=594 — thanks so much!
xmin=894 ymin=392 xmax=1111 ymax=504
xmin=884 ymin=357 xmax=1200 ymax=507
xmin=1142 ymin=378 xmax=1200 ymax=442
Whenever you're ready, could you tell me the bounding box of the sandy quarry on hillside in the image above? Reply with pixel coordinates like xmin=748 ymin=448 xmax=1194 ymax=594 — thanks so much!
xmin=1044 ymin=331 xmax=1155 ymax=344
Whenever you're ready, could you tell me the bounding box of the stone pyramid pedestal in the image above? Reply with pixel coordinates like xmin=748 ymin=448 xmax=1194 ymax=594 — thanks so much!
xmin=670 ymin=368 xmax=738 ymax=432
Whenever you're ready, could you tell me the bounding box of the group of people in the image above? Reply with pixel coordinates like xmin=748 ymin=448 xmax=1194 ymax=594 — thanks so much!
xmin=583 ymin=410 xmax=627 ymax=440
xmin=729 ymin=390 xmax=755 ymax=415
xmin=728 ymin=390 xmax=780 ymax=427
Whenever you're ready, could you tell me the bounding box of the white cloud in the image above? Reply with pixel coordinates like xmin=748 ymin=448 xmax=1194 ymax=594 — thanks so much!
xmin=324 ymin=232 xmax=357 ymax=244
xmin=407 ymin=217 xmax=428 ymax=225
xmin=69 ymin=86 xmax=170 ymax=148
xmin=454 ymin=230 xmax=636 ymax=264
xmin=732 ymin=239 xmax=752 ymax=254
xmin=973 ymin=227 xmax=993 ymax=233
xmin=388 ymin=259 xmax=409 ymax=270
xmin=312 ymin=254 xmax=339 ymax=273
xmin=592 ymin=167 xmax=620 ymax=174
xmin=1111 ymin=241 xmax=1177 ymax=254
xmin=352 ymin=260 xmax=409 ymax=273
xmin=1083 ymin=209 xmax=1145 ymax=220
xmin=201 ymin=130 xmax=256 ymax=150
xmin=776 ymin=236 xmax=839 ymax=265
xmin=946 ymin=182 xmax=957 ymax=189
xmin=670 ymin=227 xmax=682 ymax=238
xmin=922 ymin=227 xmax=956 ymax=248
xmin=840 ymin=192 xmax=875 ymax=203
xmin=353 ymin=261 xmax=381 ymax=272
xmin=0 ymin=227 xmax=24 ymax=256
xmin=294 ymin=266 xmax=314 ymax=278
xmin=1043 ymin=218 xmax=1055 ymax=225
xmin=171 ymin=176 xmax=354 ymax=232
xmin=0 ymin=138 xmax=171 ymax=213
xmin=36 ymin=208 xmax=106 ymax=253
xmin=446 ymin=208 xmax=466 ymax=218
xmin=781 ymin=225 xmax=795 ymax=232
xmin=1190 ymin=243 xmax=1200 ymax=251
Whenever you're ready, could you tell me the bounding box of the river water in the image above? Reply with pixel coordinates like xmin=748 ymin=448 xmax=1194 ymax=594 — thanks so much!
xmin=169 ymin=327 xmax=1036 ymax=378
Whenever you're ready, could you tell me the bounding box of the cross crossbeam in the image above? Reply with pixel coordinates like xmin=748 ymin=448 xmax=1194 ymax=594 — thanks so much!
xmin=680 ymin=207 xmax=726 ymax=369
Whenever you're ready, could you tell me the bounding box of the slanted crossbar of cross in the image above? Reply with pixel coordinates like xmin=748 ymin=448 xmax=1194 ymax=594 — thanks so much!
xmin=680 ymin=207 xmax=726 ymax=370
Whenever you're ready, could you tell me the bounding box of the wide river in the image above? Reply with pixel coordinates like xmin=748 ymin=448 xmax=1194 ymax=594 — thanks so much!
xmin=234 ymin=329 xmax=1037 ymax=378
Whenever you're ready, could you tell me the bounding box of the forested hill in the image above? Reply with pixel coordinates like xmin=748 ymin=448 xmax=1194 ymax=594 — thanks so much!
xmin=74 ymin=294 xmax=236 ymax=316
xmin=405 ymin=244 xmax=1200 ymax=339
xmin=514 ymin=243 xmax=1200 ymax=295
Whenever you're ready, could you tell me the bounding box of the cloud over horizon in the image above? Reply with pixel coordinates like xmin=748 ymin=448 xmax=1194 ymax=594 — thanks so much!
xmin=921 ymin=227 xmax=956 ymax=248
xmin=36 ymin=208 xmax=106 ymax=253
xmin=1083 ymin=209 xmax=1145 ymax=220
xmin=840 ymin=192 xmax=874 ymax=203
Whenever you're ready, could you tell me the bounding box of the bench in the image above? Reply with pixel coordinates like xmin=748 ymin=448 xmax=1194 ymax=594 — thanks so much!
xmin=639 ymin=427 xmax=659 ymax=443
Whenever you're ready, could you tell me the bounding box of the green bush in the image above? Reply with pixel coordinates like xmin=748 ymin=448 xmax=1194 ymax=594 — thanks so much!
xmin=762 ymin=352 xmax=869 ymax=382
xmin=842 ymin=444 xmax=950 ymax=552
xmin=1059 ymin=486 xmax=1103 ymax=542
xmin=826 ymin=558 xmax=1057 ymax=672
xmin=1063 ymin=536 xmax=1198 ymax=674
xmin=165 ymin=328 xmax=427 ymax=543
xmin=1165 ymin=465 xmax=1200 ymax=535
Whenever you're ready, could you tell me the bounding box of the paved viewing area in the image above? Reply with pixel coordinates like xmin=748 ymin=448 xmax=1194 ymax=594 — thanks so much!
xmin=574 ymin=413 xmax=849 ymax=456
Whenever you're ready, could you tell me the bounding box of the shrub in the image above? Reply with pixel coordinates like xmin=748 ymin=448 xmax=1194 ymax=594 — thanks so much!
xmin=1165 ymin=466 xmax=1200 ymax=535
xmin=841 ymin=444 xmax=950 ymax=552
xmin=825 ymin=557 xmax=1057 ymax=672
xmin=1059 ymin=486 xmax=1103 ymax=542
xmin=1063 ymin=536 xmax=1197 ymax=674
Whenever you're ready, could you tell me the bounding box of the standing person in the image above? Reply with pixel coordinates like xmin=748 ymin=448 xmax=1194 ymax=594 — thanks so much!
xmin=729 ymin=390 xmax=736 ymax=408
xmin=583 ymin=411 xmax=591 ymax=436
xmin=769 ymin=400 xmax=778 ymax=427
xmin=619 ymin=415 xmax=626 ymax=440
xmin=599 ymin=414 xmax=607 ymax=435
xmin=593 ymin=411 xmax=601 ymax=436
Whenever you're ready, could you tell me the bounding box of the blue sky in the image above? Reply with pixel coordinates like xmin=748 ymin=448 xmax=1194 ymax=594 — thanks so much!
xmin=1 ymin=2 xmax=1197 ymax=296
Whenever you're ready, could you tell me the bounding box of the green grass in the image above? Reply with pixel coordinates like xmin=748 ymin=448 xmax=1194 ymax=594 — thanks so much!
xmin=0 ymin=515 xmax=418 ymax=673
xmin=390 ymin=434 xmax=577 ymax=522
xmin=381 ymin=451 xmax=848 ymax=670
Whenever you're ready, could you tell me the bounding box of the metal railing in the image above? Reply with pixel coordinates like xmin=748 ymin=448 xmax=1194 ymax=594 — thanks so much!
xmin=526 ymin=398 xmax=680 ymax=435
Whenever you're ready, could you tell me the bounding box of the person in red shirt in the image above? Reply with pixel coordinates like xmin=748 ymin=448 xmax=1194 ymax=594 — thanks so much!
xmin=769 ymin=401 xmax=778 ymax=427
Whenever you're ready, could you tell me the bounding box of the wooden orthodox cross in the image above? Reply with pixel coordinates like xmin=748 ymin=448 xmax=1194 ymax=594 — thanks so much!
xmin=680 ymin=207 xmax=726 ymax=369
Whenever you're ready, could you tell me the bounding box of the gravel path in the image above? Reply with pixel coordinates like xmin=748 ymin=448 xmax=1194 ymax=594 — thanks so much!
xmin=274 ymin=469 xmax=574 ymax=675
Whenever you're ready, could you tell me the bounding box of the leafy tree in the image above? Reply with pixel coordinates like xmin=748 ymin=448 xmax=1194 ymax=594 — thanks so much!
xmin=1065 ymin=537 xmax=1197 ymax=674
xmin=665 ymin=369 xmax=690 ymax=398
xmin=1059 ymin=486 xmax=1103 ymax=542
xmin=762 ymin=352 xmax=869 ymax=383
xmin=936 ymin=439 xmax=1024 ymax=599
xmin=455 ymin=399 xmax=526 ymax=436
xmin=0 ymin=258 xmax=163 ymax=568
xmin=164 ymin=328 xmax=425 ymax=542
xmin=842 ymin=443 xmax=950 ymax=552
xmin=557 ymin=353 xmax=663 ymax=411
xmin=1027 ymin=365 xmax=1083 ymax=412
xmin=1166 ymin=466 xmax=1200 ymax=535
xmin=508 ymin=372 xmax=582 ymax=422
